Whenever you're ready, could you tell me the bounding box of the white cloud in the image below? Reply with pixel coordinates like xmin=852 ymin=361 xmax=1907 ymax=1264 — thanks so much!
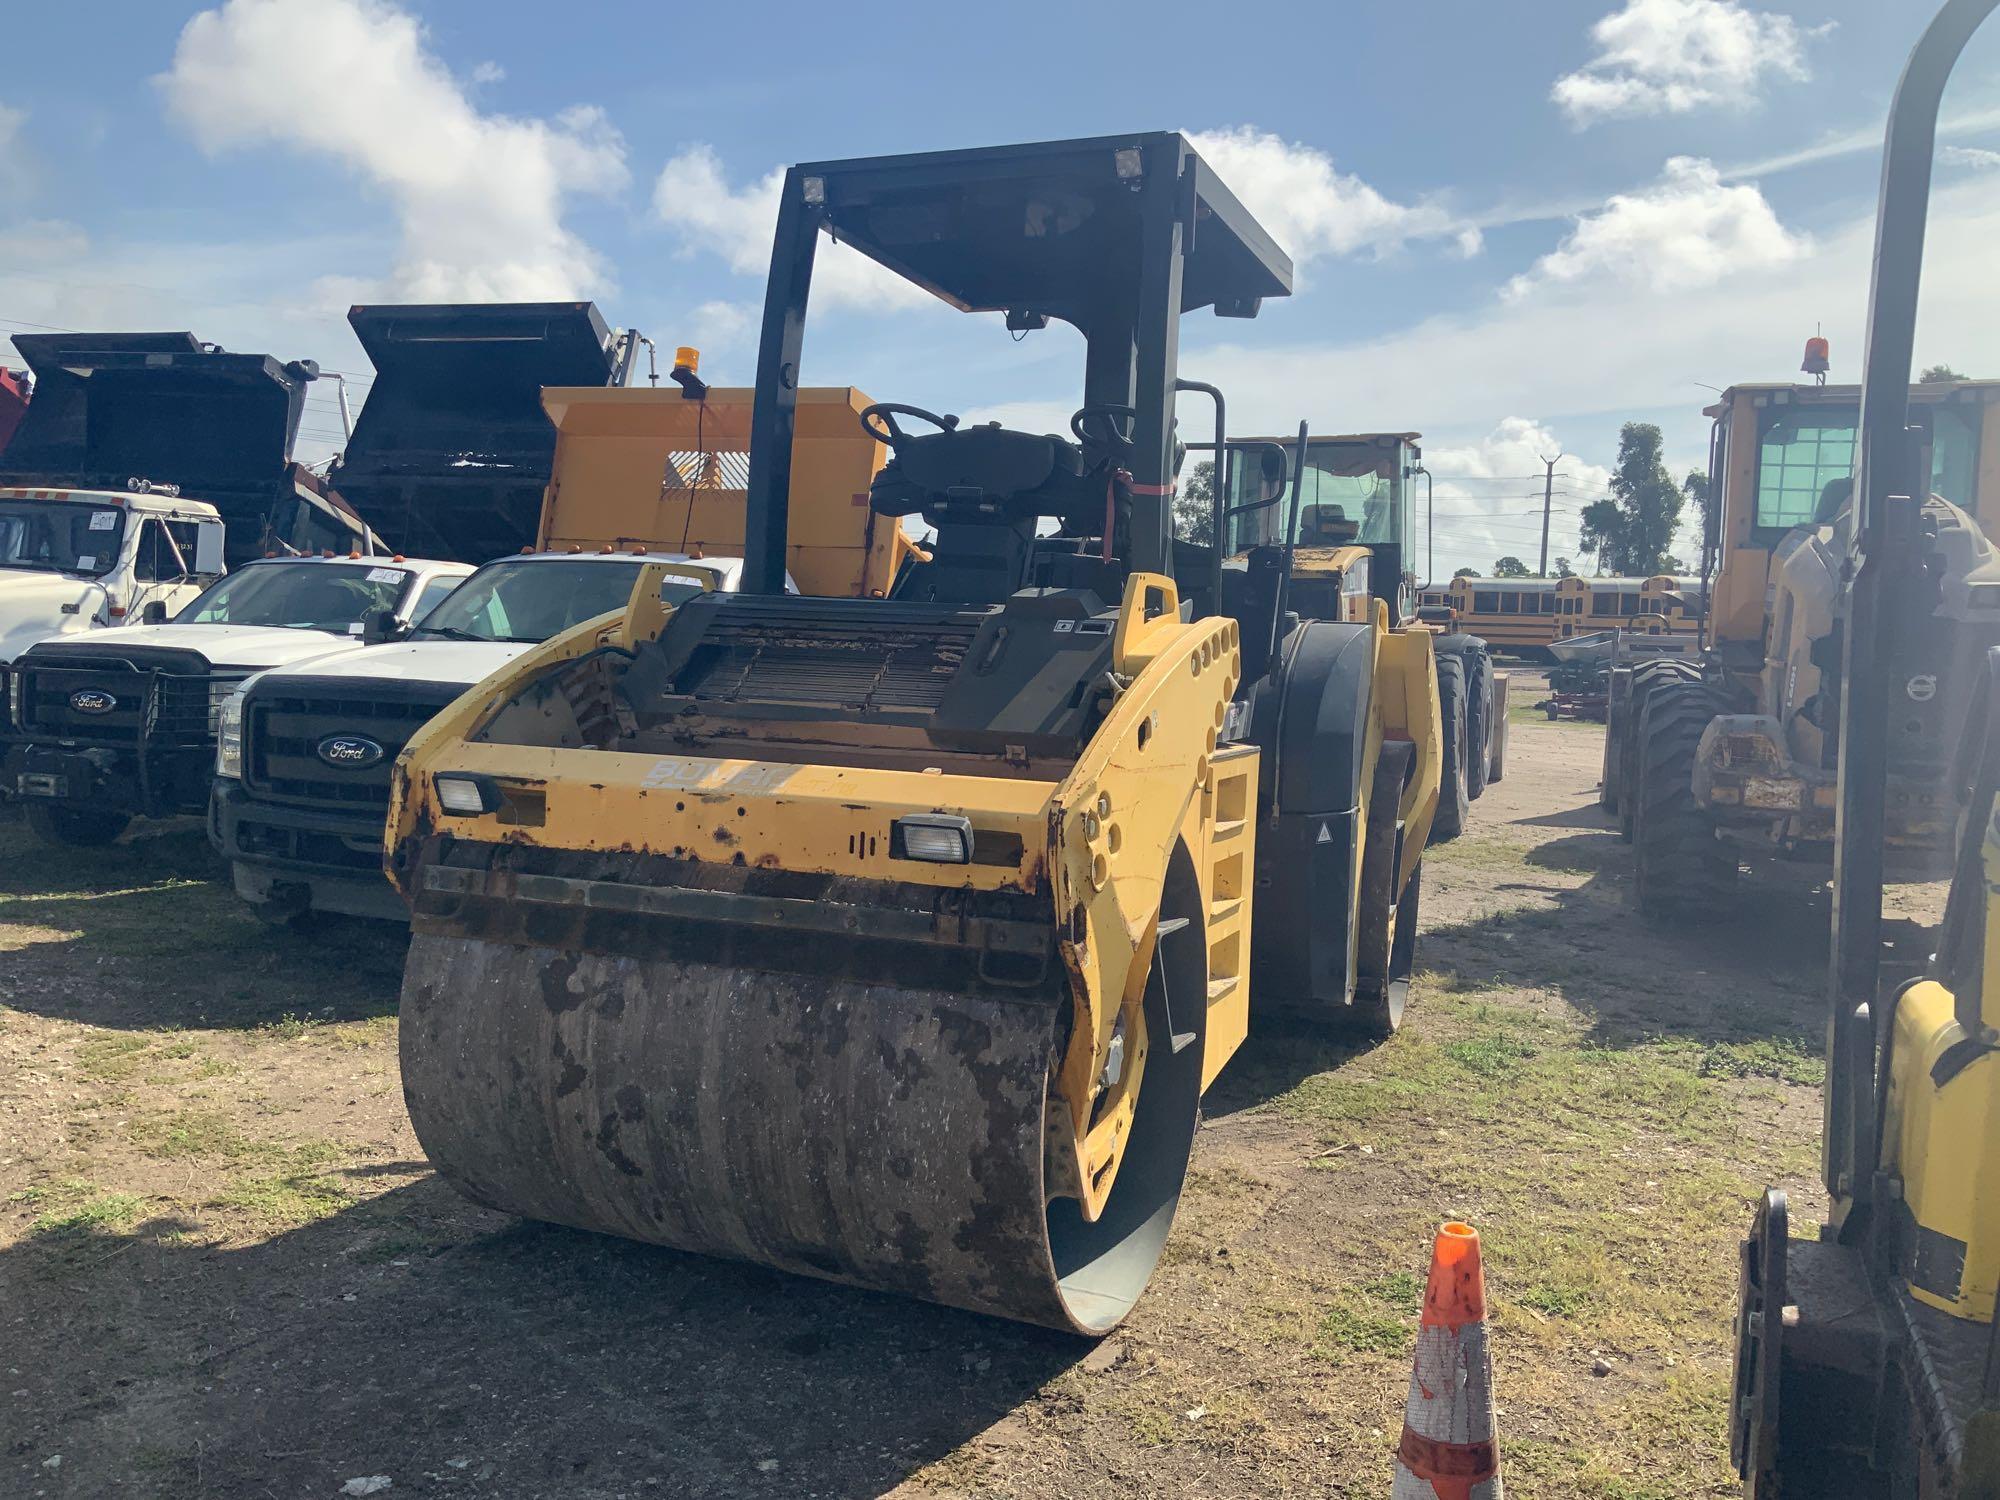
xmin=159 ymin=0 xmax=627 ymax=302
xmin=1420 ymin=419 xmax=1613 ymax=579
xmin=470 ymin=60 xmax=505 ymax=85
xmin=1553 ymin=0 xmax=1824 ymax=126
xmin=0 ymin=219 xmax=90 ymax=265
xmin=1186 ymin=127 xmax=1464 ymax=266
xmin=1505 ymin=156 xmax=1806 ymax=299
xmin=1943 ymin=145 xmax=2000 ymax=170
xmin=652 ymin=144 xmax=931 ymax=312
xmin=1178 ymin=174 xmax=2000 ymax=537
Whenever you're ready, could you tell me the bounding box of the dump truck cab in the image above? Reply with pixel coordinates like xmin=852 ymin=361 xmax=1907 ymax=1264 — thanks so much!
xmin=213 ymin=550 xmax=734 ymax=924
xmin=0 ymin=331 xmax=375 ymax=566
xmin=0 ymin=483 xmax=226 ymax=664
xmin=387 ymin=132 xmax=1443 ymax=1335
xmin=5 ymin=553 xmax=469 ymax=845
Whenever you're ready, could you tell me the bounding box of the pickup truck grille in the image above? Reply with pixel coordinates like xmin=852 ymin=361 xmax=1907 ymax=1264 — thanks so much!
xmin=14 ymin=655 xmax=243 ymax=749
xmin=244 ymin=681 xmax=461 ymax=812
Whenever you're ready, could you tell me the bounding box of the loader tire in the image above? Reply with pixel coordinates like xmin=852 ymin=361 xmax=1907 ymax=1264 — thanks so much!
xmin=1618 ymin=659 xmax=1701 ymax=842
xmin=1429 ymin=653 xmax=1471 ymax=844
xmin=25 ymin=803 xmax=130 ymax=848
xmin=1458 ymin=640 xmax=1494 ymax=802
xmin=1633 ymin=679 xmax=1736 ymax=922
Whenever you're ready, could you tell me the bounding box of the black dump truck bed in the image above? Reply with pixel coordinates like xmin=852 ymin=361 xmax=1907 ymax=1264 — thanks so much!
xmin=0 ymin=331 xmax=369 ymax=567
xmin=327 ymin=302 xmax=620 ymax=563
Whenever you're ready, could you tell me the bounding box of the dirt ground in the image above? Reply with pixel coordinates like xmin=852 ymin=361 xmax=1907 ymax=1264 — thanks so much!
xmin=0 ymin=677 xmax=1878 ymax=1499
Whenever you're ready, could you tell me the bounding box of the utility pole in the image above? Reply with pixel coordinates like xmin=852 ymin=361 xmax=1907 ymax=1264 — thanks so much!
xmin=1537 ymin=450 xmax=1563 ymax=577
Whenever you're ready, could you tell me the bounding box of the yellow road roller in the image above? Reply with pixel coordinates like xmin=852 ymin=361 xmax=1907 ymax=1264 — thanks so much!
xmin=387 ymin=133 xmax=1441 ymax=1334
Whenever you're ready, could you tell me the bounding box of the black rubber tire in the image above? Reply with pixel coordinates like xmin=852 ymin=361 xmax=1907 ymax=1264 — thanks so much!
xmin=1429 ymin=653 xmax=1470 ymax=844
xmin=25 ymin=802 xmax=131 ymax=847
xmin=1633 ymin=679 xmax=1737 ymax=922
xmin=248 ymin=900 xmax=328 ymax=935
xmin=1463 ymin=646 xmax=1493 ymax=801
xmin=1618 ymin=659 xmax=1701 ymax=842
xmin=1600 ymin=668 xmax=1628 ymax=816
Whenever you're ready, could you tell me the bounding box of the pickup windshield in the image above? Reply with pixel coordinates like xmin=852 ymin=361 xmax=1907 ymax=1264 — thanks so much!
xmin=176 ymin=562 xmax=413 ymax=630
xmin=0 ymin=499 xmax=126 ymax=576
xmin=411 ymin=558 xmax=679 ymax=644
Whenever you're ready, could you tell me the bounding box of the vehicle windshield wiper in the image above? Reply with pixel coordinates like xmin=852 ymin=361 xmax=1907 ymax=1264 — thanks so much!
xmin=414 ymin=625 xmax=490 ymax=642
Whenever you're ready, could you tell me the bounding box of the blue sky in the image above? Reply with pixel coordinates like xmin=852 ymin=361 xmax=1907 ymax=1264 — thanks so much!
xmin=4 ymin=0 xmax=1999 ymax=574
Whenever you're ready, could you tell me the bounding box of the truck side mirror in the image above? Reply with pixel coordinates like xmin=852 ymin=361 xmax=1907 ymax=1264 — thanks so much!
xmin=360 ymin=606 xmax=403 ymax=645
xmin=193 ymin=522 xmax=226 ymax=576
xmin=141 ymin=600 xmax=169 ymax=625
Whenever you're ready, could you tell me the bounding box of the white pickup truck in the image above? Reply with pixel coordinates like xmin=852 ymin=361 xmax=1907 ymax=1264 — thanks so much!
xmin=4 ymin=553 xmax=471 ymax=845
xmin=213 ymin=550 xmax=742 ymax=925
xmin=0 ymin=483 xmax=228 ymax=664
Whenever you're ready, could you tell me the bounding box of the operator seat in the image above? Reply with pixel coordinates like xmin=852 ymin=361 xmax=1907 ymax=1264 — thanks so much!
xmin=1298 ymin=503 xmax=1359 ymax=546
xmin=865 ymin=413 xmax=1128 ymax=606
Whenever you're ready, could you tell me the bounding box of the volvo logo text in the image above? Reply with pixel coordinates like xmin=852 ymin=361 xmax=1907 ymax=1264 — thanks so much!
xmin=69 ymin=689 xmax=117 ymax=715
xmin=317 ymin=735 xmax=385 ymax=769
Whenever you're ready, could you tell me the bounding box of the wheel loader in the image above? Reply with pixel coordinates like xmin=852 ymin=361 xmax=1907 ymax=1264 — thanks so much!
xmin=1731 ymin=2 xmax=2000 ymax=1491
xmin=1600 ymin=369 xmax=2000 ymax=920
xmin=384 ymin=132 xmax=1443 ymax=1334
xmin=1211 ymin=431 xmax=1499 ymax=841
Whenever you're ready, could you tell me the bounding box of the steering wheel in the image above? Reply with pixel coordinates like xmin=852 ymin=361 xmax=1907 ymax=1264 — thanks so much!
xmin=1071 ymin=403 xmax=1137 ymax=452
xmin=859 ymin=403 xmax=959 ymax=446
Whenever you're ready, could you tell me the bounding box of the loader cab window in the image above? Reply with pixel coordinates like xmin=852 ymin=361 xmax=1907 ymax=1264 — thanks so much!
xmin=412 ymin=558 xmax=657 ymax=645
xmin=1756 ymin=408 xmax=1857 ymax=536
xmin=1224 ymin=440 xmax=1406 ymax=555
xmin=1927 ymin=404 xmax=1982 ymax=514
xmin=1754 ymin=401 xmax=1981 ymax=540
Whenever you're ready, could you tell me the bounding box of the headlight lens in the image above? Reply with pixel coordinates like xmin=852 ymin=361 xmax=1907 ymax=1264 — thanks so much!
xmin=215 ymin=689 xmax=248 ymax=778
xmin=434 ymin=774 xmax=500 ymax=816
xmin=206 ymin=678 xmax=240 ymax=735
xmin=890 ymin=813 xmax=974 ymax=863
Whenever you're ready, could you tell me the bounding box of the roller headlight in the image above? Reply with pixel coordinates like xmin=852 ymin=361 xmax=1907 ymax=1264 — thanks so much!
xmin=891 ymin=813 xmax=974 ymax=864
xmin=435 ymin=773 xmax=502 ymax=816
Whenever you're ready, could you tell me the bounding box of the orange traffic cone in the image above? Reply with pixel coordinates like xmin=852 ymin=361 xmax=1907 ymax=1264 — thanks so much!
xmin=1392 ymin=1222 xmax=1502 ymax=1499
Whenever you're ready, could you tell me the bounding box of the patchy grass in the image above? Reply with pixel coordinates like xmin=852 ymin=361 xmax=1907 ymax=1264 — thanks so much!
xmin=1250 ymin=979 xmax=1810 ymax=1492
xmin=32 ymin=1190 xmax=142 ymax=1236
xmin=213 ymin=1165 xmax=353 ymax=1227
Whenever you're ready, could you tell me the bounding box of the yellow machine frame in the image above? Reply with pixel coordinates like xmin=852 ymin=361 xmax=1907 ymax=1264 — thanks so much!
xmin=389 ymin=565 xmax=1438 ymax=1226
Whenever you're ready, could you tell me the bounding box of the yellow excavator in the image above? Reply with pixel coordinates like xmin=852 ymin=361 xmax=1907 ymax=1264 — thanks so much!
xmin=1731 ymin=1 xmax=2000 ymax=1491
xmin=383 ymin=132 xmax=1442 ymax=1333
